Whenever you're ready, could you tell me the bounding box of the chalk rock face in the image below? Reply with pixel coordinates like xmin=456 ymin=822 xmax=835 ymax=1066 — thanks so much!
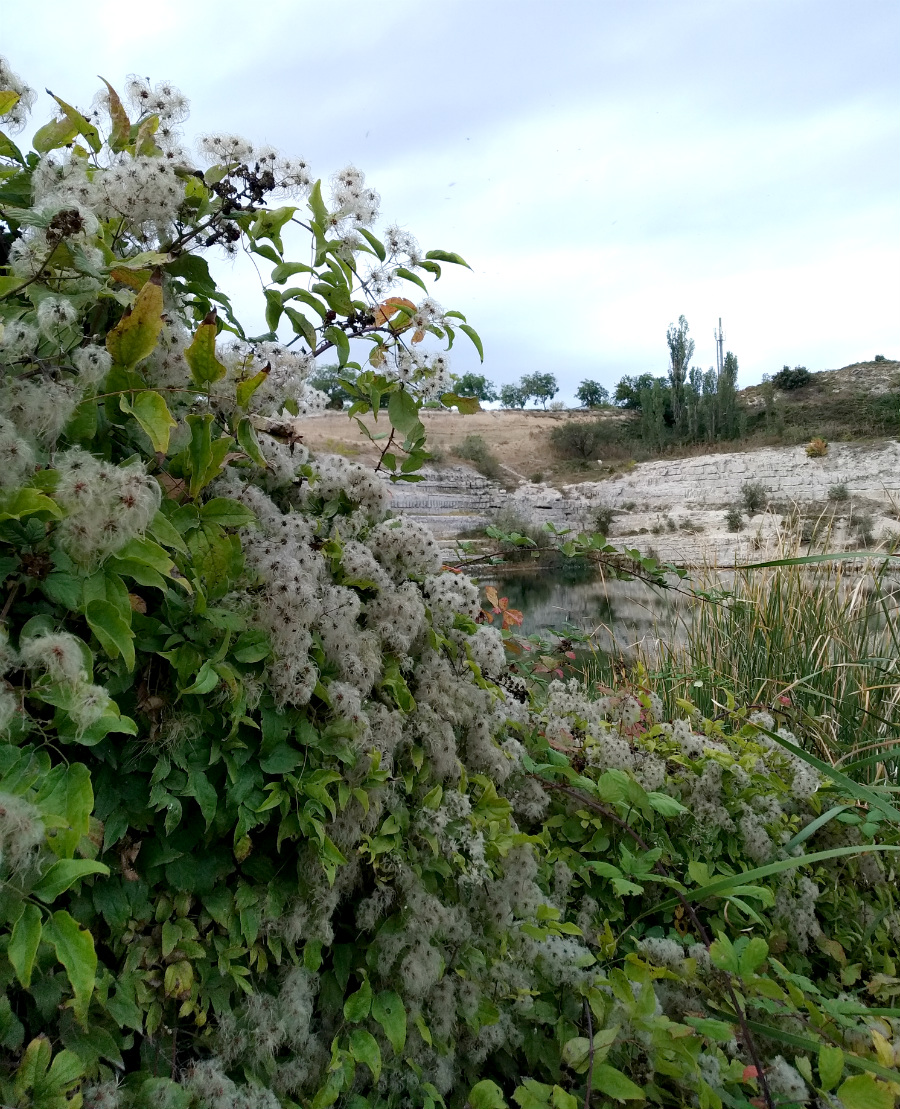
xmin=391 ymin=443 xmax=900 ymax=564
xmin=575 ymin=442 xmax=900 ymax=512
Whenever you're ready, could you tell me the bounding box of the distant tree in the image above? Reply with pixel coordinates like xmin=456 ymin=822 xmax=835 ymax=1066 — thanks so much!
xmin=718 ymin=351 xmax=740 ymax=438
xmin=499 ymin=382 xmax=529 ymax=408
xmin=575 ymin=379 xmax=610 ymax=408
xmin=454 ymin=372 xmax=498 ymax=402
xmin=613 ymin=372 xmax=657 ymax=408
xmin=309 ymin=363 xmax=358 ymax=409
xmin=666 ymin=315 xmax=694 ymax=427
xmin=772 ymin=365 xmax=811 ymax=390
xmin=550 ymin=420 xmax=616 ymax=459
xmin=521 ymin=372 xmax=558 ymax=408
xmin=640 ymin=379 xmax=669 ymax=451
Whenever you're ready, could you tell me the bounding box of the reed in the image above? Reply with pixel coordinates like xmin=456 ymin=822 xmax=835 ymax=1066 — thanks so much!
xmin=637 ymin=554 xmax=900 ymax=779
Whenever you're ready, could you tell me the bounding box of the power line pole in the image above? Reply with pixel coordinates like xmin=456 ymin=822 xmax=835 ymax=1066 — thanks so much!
xmin=714 ymin=317 xmax=725 ymax=375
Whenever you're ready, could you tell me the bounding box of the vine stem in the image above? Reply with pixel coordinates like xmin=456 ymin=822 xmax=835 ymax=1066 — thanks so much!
xmin=0 ymin=582 xmax=20 ymax=623
xmin=583 ymin=996 xmax=594 ymax=1109
xmin=535 ymin=777 xmax=776 ymax=1109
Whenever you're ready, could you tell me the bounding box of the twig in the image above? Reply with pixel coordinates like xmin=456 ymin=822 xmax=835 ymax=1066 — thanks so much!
xmin=0 ymin=581 xmax=20 ymax=623
xmin=583 ymin=996 xmax=594 ymax=1109
xmin=536 ymin=776 xmax=776 ymax=1109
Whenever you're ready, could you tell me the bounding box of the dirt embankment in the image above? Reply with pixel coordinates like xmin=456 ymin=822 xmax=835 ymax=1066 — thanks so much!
xmin=299 ymin=406 xmax=615 ymax=479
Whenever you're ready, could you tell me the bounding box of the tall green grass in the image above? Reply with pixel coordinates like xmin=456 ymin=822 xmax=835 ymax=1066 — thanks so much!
xmin=640 ymin=558 xmax=900 ymax=779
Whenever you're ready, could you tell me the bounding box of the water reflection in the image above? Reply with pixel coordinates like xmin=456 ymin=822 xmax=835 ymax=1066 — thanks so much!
xmin=478 ymin=561 xmax=682 ymax=655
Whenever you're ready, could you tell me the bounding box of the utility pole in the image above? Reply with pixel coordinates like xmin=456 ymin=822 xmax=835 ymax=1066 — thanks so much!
xmin=714 ymin=318 xmax=725 ymax=375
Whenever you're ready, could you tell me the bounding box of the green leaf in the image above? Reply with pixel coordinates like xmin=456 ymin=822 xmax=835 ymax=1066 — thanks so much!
xmin=180 ymin=660 xmax=220 ymax=696
xmin=440 ymin=392 xmax=481 ymax=414
xmin=0 ymin=129 xmax=25 ymax=163
xmin=48 ymin=91 xmax=102 ymax=152
xmin=343 ymin=978 xmax=372 ymax=1023
xmin=200 ymin=497 xmax=257 ymax=528
xmin=85 ymin=599 xmax=135 ymax=670
xmin=324 ymin=325 xmax=350 ymax=367
xmin=395 ymin=265 xmax=428 ymax=294
xmin=388 ymin=389 xmax=420 ymax=437
xmin=308 ymin=180 xmax=327 ymax=225
xmin=349 ymin=1028 xmax=381 ymax=1082
xmin=592 ymin=1064 xmax=645 ymax=1102
xmin=425 ymin=249 xmax=471 ymax=268
xmin=738 ymin=936 xmax=769 ymax=977
xmin=836 ymin=1075 xmax=893 ymax=1109
xmin=459 ymin=323 xmax=484 ymax=362
xmin=0 ymin=90 xmax=21 ymax=115
xmin=120 ymin=390 xmax=177 ymax=453
xmin=0 ymin=486 xmax=63 ymax=522
xmin=372 ymin=989 xmax=406 ymax=1055
xmin=44 ymin=910 xmax=97 ymax=1025
xmin=149 ymin=510 xmax=189 ymax=554
xmin=647 ymin=792 xmax=687 ymax=817
xmin=44 ymin=1047 xmax=85 ymax=1092
xmin=106 ymin=271 xmax=164 ymax=369
xmin=264 ymin=288 xmax=283 ymax=331
xmin=185 ymin=413 xmax=213 ymax=496
xmin=185 ymin=309 xmax=226 ymax=385
xmin=270 ymin=261 xmax=313 ymax=283
xmin=32 ymin=860 xmax=110 ymax=902
xmin=683 ymin=1017 xmax=734 ymax=1041
xmin=236 ymin=368 xmax=269 ymax=408
xmin=469 ymin=1080 xmax=508 ymax=1109
xmin=357 ymin=229 xmax=386 ymax=261
xmin=32 ymin=114 xmax=79 ymax=152
xmin=653 ymin=845 xmax=900 ymax=916
xmin=236 ymin=417 xmax=268 ymax=467
xmin=284 ymin=305 xmax=318 ymax=348
xmin=186 ymin=769 xmax=218 ymax=827
xmin=819 ymin=1045 xmax=845 ymax=1092
xmin=8 ymin=904 xmax=42 ymax=988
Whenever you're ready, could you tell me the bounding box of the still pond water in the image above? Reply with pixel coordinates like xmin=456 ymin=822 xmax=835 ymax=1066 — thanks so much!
xmin=479 ymin=560 xmax=684 ymax=655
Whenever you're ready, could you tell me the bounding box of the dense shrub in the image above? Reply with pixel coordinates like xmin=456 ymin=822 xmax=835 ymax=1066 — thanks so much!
xmin=452 ymin=434 xmax=502 ymax=479
xmin=740 ymin=481 xmax=769 ymax=514
xmin=725 ymin=506 xmax=745 ymax=531
xmin=806 ymin=436 xmax=829 ymax=457
xmin=549 ymin=419 xmax=617 ymax=459
xmin=773 ymin=365 xmax=812 ymax=390
xmin=0 ymin=59 xmax=897 ymax=1109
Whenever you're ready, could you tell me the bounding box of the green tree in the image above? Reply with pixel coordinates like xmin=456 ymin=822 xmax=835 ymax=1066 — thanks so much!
xmin=454 ymin=372 xmax=498 ymax=402
xmin=666 ymin=314 xmax=694 ymax=427
xmin=521 ymin=371 xmax=558 ymax=408
xmin=309 ymin=362 xmax=358 ymax=408
xmin=613 ymin=372 xmax=657 ymax=408
xmin=499 ymin=381 xmax=529 ymax=407
xmin=575 ymin=379 xmax=610 ymax=407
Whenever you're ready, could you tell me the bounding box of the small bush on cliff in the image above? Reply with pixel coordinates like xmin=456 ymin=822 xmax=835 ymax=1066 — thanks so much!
xmin=452 ymin=433 xmax=502 ymax=479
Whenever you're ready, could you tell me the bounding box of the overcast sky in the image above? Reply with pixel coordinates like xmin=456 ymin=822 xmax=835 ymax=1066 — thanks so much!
xmin=5 ymin=0 xmax=899 ymax=401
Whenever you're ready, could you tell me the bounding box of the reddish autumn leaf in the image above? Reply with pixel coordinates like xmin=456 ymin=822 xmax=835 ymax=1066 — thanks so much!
xmin=483 ymin=585 xmax=500 ymax=608
xmin=743 ymin=1066 xmax=759 ymax=1081
xmin=500 ymin=606 xmax=524 ymax=630
xmin=565 ymin=650 xmax=576 ymax=659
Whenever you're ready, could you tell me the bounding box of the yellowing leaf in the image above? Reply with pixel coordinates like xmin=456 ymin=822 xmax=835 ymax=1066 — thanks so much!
xmin=120 ymin=390 xmax=177 ymax=453
xmin=106 ymin=270 xmax=164 ymax=368
xmin=836 ymin=1074 xmax=893 ymax=1109
xmin=99 ymin=78 xmax=131 ymax=151
xmin=185 ymin=309 xmax=226 ymax=385
xmin=48 ymin=90 xmax=102 ymax=152
xmin=45 ymin=910 xmax=97 ymax=1025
